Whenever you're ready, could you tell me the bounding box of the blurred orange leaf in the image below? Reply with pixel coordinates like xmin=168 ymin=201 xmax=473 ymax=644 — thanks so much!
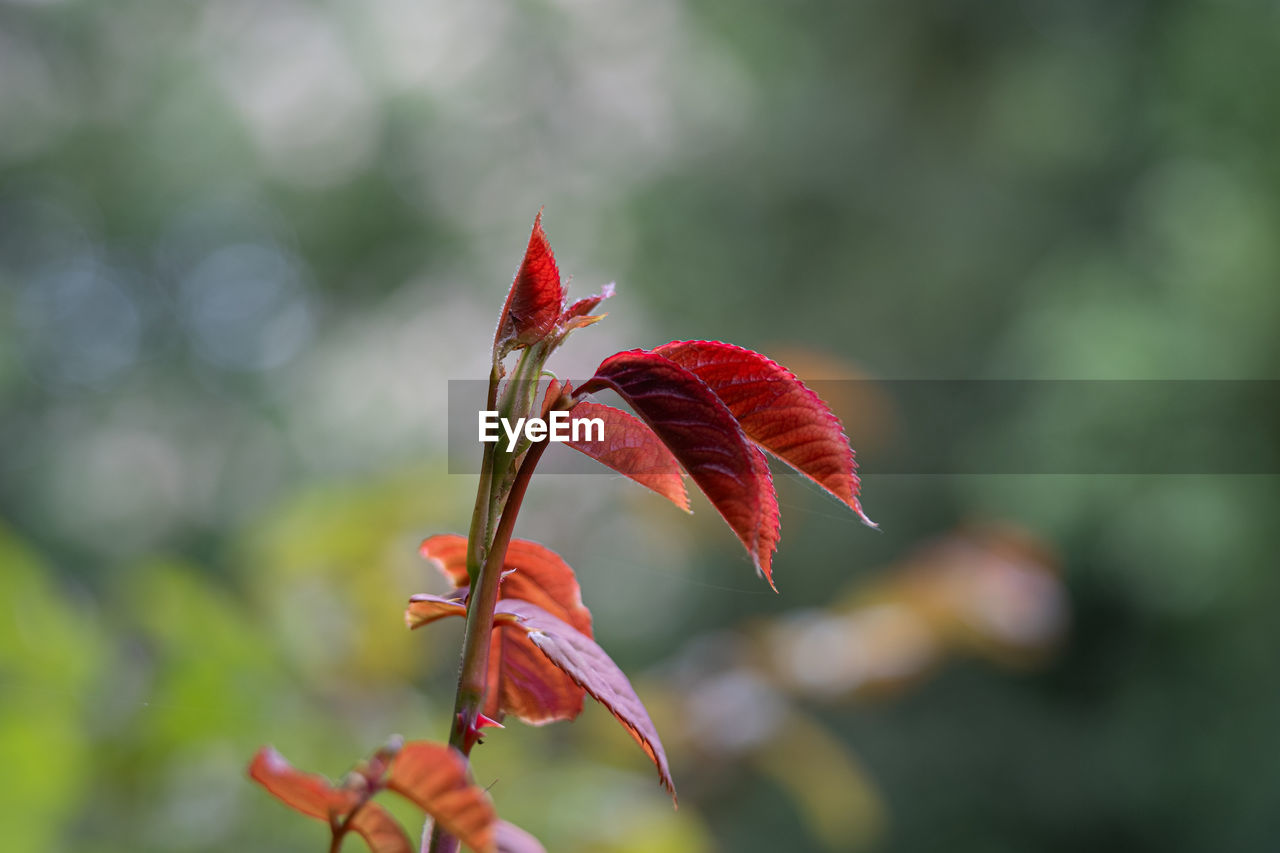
xmin=248 ymin=746 xmax=360 ymax=821
xmin=386 ymin=742 xmax=496 ymax=853
xmin=348 ymin=803 xmax=415 ymax=853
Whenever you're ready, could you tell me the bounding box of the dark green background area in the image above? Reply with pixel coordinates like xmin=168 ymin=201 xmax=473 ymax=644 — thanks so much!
xmin=2 ymin=1 xmax=1277 ymax=851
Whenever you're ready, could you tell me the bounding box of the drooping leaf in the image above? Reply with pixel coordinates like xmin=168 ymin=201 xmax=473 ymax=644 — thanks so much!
xmin=417 ymin=535 xmax=591 ymax=724
xmin=496 ymin=821 xmax=548 ymax=853
xmin=348 ymin=803 xmax=415 ymax=853
xmin=653 ymin=340 xmax=874 ymax=526
xmin=563 ymin=400 xmax=691 ymax=512
xmin=494 ymin=211 xmax=564 ymax=357
xmin=576 ymin=350 xmax=780 ymax=587
xmin=385 ymin=742 xmax=496 ymax=853
xmin=496 ymin=600 xmax=676 ymax=802
xmin=248 ymin=746 xmax=360 ymax=821
xmin=405 ymin=593 xmax=468 ymax=629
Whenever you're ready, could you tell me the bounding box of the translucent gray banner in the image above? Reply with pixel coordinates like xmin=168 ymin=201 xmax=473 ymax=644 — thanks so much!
xmin=447 ymin=379 xmax=1280 ymax=475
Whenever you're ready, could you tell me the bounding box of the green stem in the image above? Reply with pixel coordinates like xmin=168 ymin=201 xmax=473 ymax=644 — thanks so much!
xmin=465 ymin=365 xmax=501 ymax=585
xmin=426 ymin=438 xmax=551 ymax=853
xmin=483 ymin=346 xmax=547 ymax=545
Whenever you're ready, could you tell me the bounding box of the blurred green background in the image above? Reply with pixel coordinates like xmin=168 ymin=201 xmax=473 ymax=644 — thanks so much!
xmin=2 ymin=1 xmax=1278 ymax=851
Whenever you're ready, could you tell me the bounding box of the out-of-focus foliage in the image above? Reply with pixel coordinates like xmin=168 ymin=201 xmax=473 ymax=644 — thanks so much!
xmin=2 ymin=0 xmax=1277 ymax=851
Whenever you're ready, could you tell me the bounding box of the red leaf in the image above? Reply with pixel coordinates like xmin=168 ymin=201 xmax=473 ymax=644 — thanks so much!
xmin=248 ymin=746 xmax=360 ymax=821
xmin=654 ymin=340 xmax=874 ymax=526
xmin=496 ymin=821 xmax=548 ymax=853
xmin=349 ymin=803 xmax=414 ymax=853
xmin=416 ymin=535 xmax=593 ymax=724
xmin=386 ymin=742 xmax=496 ymax=853
xmin=576 ymin=350 xmax=780 ymax=588
xmin=494 ymin=211 xmax=564 ymax=356
xmin=564 ymin=400 xmax=691 ymax=512
xmin=497 ymin=600 xmax=677 ymax=802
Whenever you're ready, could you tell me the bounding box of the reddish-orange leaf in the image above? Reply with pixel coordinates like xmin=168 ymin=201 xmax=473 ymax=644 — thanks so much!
xmin=497 ymin=600 xmax=676 ymax=802
xmin=576 ymin=350 xmax=780 ymax=588
xmin=419 ymin=534 xmax=593 ymax=724
xmin=494 ymin=211 xmax=564 ymax=356
xmin=419 ymin=534 xmax=471 ymax=588
xmin=349 ymin=803 xmax=414 ymax=853
xmin=385 ymin=742 xmax=496 ymax=853
xmin=500 ymin=539 xmax=592 ymax=632
xmin=496 ymin=821 xmax=548 ymax=853
xmin=248 ymin=746 xmax=360 ymax=821
xmin=405 ymin=593 xmax=468 ymax=629
xmin=564 ymin=400 xmax=691 ymax=512
xmin=653 ymin=340 xmax=874 ymax=526
xmin=418 ymin=536 xmax=591 ymax=633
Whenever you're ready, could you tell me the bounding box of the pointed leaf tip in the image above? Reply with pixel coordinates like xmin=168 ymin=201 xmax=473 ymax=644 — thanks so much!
xmin=495 ymin=211 xmax=564 ymax=356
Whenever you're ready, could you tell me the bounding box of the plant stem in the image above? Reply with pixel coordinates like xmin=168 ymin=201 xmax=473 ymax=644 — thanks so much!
xmin=426 ymin=437 xmax=551 ymax=853
xmin=465 ymin=365 xmax=501 ymax=585
xmin=330 ymin=812 xmax=350 ymax=853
